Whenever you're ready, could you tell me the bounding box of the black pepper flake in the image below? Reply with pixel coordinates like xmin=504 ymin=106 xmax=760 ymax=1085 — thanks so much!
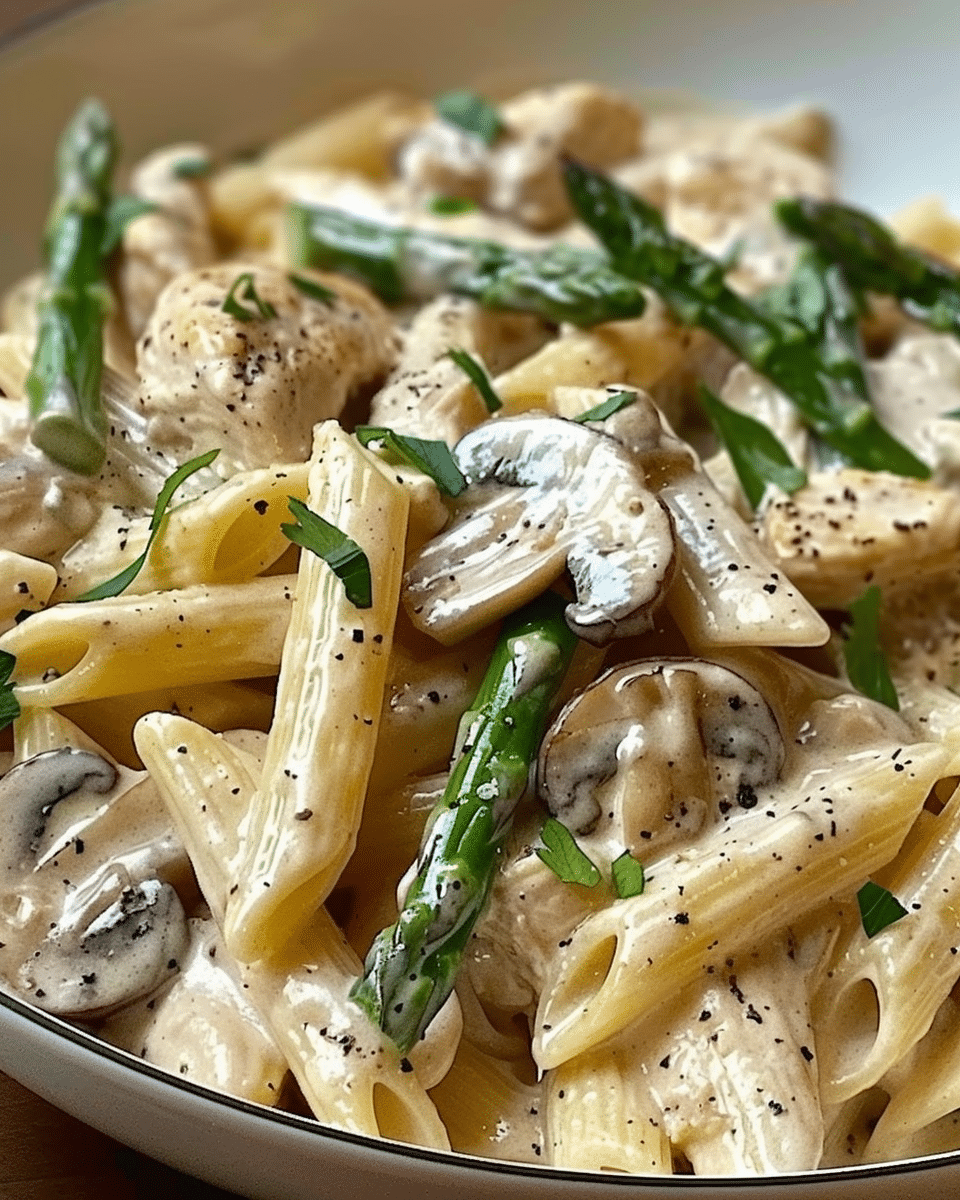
xmin=253 ymin=499 xmax=269 ymax=515
xmin=674 ymin=912 xmax=689 ymax=925
xmin=75 ymin=838 xmax=85 ymax=855
xmin=294 ymin=809 xmax=313 ymax=821
xmin=800 ymin=1045 xmax=814 ymax=1062
xmin=699 ymin=1010 xmax=711 ymax=1022
xmin=352 ymin=629 xmax=364 ymax=644
xmin=399 ymin=1058 xmax=414 ymax=1073
xmin=659 ymin=1055 xmax=671 ymax=1068
xmin=736 ymin=782 xmax=758 ymax=809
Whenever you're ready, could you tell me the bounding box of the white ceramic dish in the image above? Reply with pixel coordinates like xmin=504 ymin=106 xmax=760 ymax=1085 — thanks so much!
xmin=3 ymin=0 xmax=960 ymax=1196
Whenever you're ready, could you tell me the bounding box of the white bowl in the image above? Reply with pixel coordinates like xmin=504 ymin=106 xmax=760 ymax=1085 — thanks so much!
xmin=3 ymin=1 xmax=960 ymax=1196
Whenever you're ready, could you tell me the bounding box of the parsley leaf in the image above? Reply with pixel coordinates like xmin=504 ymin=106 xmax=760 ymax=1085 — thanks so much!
xmin=574 ymin=390 xmax=638 ymax=424
xmin=427 ymin=195 xmax=479 ymax=216
xmin=435 ymin=89 xmax=504 ymax=145
xmin=842 ymin=584 xmax=899 ymax=711
xmin=171 ymin=155 xmax=213 ymax=179
xmin=536 ymin=817 xmax=601 ymax=887
xmin=222 ymin=272 xmax=277 ymax=322
xmin=858 ymin=880 xmax=908 ymax=938
xmin=0 ymin=651 xmax=20 ymax=731
xmin=281 ymin=498 xmax=372 ymax=608
xmin=611 ymin=850 xmax=645 ymax=899
xmin=448 ymin=347 xmax=502 ymax=412
xmin=102 ymin=194 xmax=159 ymax=255
xmin=288 ymin=272 xmax=336 ymax=306
xmin=355 ymin=426 xmax=467 ymax=496
xmin=77 ymin=449 xmax=221 ymax=602
xmin=699 ymin=384 xmax=808 ymax=509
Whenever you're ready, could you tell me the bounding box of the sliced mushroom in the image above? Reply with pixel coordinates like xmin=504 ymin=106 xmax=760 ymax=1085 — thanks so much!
xmin=555 ymin=386 xmax=828 ymax=649
xmin=403 ymin=412 xmax=676 ymax=645
xmin=538 ymin=658 xmax=784 ymax=845
xmin=0 ymin=747 xmax=191 ymax=1018
xmin=22 ymin=876 xmax=188 ymax=1017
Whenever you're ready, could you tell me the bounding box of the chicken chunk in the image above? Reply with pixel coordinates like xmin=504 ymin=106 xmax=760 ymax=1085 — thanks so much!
xmin=118 ymin=144 xmax=219 ymax=340
xmin=135 ymin=263 xmax=396 ymax=474
xmin=399 ymin=82 xmax=643 ymax=231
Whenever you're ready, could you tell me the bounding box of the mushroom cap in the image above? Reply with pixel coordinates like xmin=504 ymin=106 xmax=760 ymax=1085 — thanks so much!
xmin=538 ymin=657 xmax=785 ymax=838
xmin=403 ymin=413 xmax=676 ymax=645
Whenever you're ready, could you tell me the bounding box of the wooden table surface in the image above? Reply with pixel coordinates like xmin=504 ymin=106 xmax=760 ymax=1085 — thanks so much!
xmin=1 ymin=0 xmax=241 ymax=1189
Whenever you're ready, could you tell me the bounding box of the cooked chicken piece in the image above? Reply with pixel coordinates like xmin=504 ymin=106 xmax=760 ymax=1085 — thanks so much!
xmin=759 ymin=468 xmax=960 ymax=609
xmin=135 ymin=263 xmax=396 ymax=474
xmin=369 ymin=295 xmax=550 ymax=443
xmin=118 ymin=144 xmax=219 ymax=340
xmin=868 ymin=332 xmax=960 ymax=488
xmin=399 ymin=82 xmax=643 ymax=231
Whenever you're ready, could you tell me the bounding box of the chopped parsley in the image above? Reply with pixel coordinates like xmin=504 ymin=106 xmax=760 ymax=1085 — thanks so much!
xmin=537 ymin=817 xmax=601 ymax=887
xmin=102 ymin=195 xmax=159 ymax=255
xmin=281 ymin=498 xmax=372 ymax=608
xmin=288 ymin=272 xmax=337 ymax=306
xmin=77 ymin=449 xmax=220 ymax=602
xmin=448 ymin=347 xmax=502 ymax=412
xmin=171 ymin=155 xmax=213 ymax=179
xmin=222 ymin=272 xmax=277 ymax=322
xmin=611 ymin=850 xmax=646 ymax=899
xmin=427 ymin=195 xmax=479 ymax=216
xmin=842 ymin=585 xmax=899 ymax=710
xmin=699 ymin=385 xmax=807 ymax=509
xmin=434 ymin=89 xmax=504 ymax=145
xmin=355 ymin=426 xmax=467 ymax=496
xmin=857 ymin=880 xmax=908 ymax=938
xmin=574 ymin=390 xmax=638 ymax=424
xmin=0 ymin=651 xmax=20 ymax=731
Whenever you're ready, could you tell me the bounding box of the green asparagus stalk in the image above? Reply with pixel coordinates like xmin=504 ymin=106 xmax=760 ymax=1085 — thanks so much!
xmin=562 ymin=158 xmax=929 ymax=479
xmin=25 ymin=100 xmax=118 ymax=475
xmin=287 ymin=202 xmax=646 ymax=326
xmin=350 ymin=591 xmax=578 ymax=1054
xmin=776 ymin=195 xmax=960 ymax=337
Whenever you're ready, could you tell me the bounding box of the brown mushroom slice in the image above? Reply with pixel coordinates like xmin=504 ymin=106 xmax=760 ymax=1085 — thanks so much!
xmin=538 ymin=658 xmax=784 ymax=842
xmin=23 ymin=876 xmax=189 ymax=1018
xmin=759 ymin=468 xmax=960 ymax=609
xmin=403 ymin=413 xmax=676 ymax=645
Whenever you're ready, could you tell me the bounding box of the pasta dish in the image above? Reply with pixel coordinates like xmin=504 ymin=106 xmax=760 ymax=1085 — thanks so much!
xmin=3 ymin=80 xmax=960 ymax=1176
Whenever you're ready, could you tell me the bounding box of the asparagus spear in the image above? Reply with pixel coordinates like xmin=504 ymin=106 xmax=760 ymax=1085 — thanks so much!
xmin=562 ymin=158 xmax=929 ymax=479
xmin=776 ymin=195 xmax=960 ymax=337
xmin=287 ymin=202 xmax=646 ymax=326
xmin=350 ymin=591 xmax=578 ymax=1054
xmin=25 ymin=99 xmax=118 ymax=475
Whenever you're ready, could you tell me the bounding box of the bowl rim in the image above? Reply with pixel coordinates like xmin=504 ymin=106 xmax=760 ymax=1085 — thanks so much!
xmin=2 ymin=982 xmax=957 ymax=1189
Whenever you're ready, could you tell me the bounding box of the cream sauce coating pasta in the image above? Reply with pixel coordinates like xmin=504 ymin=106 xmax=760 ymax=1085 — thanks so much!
xmin=2 ymin=78 xmax=960 ymax=1178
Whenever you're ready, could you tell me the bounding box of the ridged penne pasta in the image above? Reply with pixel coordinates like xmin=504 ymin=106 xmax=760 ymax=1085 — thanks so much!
xmin=224 ymin=422 xmax=409 ymax=963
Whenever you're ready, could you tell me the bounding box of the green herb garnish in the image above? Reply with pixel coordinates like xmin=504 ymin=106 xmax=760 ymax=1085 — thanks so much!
xmin=288 ymin=272 xmax=336 ymax=306
xmin=222 ymin=272 xmax=277 ymax=322
xmin=427 ymin=195 xmax=479 ymax=216
xmin=102 ymin=194 xmax=159 ymax=255
xmin=355 ymin=426 xmax=467 ymax=496
xmin=77 ymin=449 xmax=220 ymax=602
xmin=448 ymin=347 xmax=502 ymax=412
xmin=435 ymin=89 xmax=504 ymax=145
xmin=281 ymin=497 xmax=372 ymax=608
xmin=573 ymin=390 xmax=638 ymax=424
xmin=611 ymin=850 xmax=645 ymax=899
xmin=857 ymin=880 xmax=908 ymax=938
xmin=537 ymin=817 xmax=601 ymax=887
xmin=842 ymin=585 xmax=899 ymax=711
xmin=171 ymin=155 xmax=213 ymax=179
xmin=699 ymin=384 xmax=807 ymax=508
xmin=0 ymin=651 xmax=20 ymax=731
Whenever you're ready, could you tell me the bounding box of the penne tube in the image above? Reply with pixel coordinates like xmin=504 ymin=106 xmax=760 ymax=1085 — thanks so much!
xmin=134 ymin=711 xmax=451 ymax=1149
xmin=57 ymin=463 xmax=311 ymax=600
xmin=0 ymin=549 xmax=57 ymax=633
xmin=225 ymin=422 xmax=409 ymax=964
xmin=533 ymin=741 xmax=949 ymax=1069
xmin=0 ymin=576 xmax=297 ymax=708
